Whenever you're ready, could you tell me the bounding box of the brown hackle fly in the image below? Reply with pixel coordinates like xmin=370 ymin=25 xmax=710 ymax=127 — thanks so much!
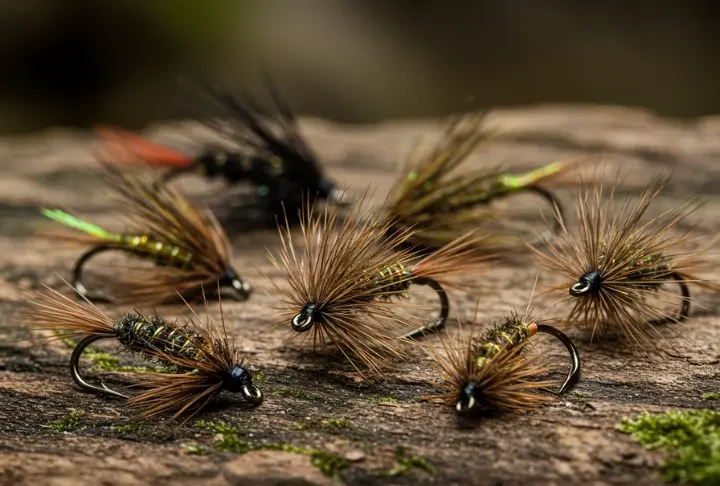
xmin=268 ymin=198 xmax=495 ymax=374
xmin=385 ymin=112 xmax=577 ymax=252
xmin=40 ymin=155 xmax=250 ymax=306
xmin=17 ymin=284 xmax=262 ymax=420
xmin=422 ymin=301 xmax=580 ymax=416
xmin=532 ymin=175 xmax=717 ymax=345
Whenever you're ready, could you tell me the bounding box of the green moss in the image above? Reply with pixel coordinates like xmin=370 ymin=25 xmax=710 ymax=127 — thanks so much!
xmin=572 ymin=391 xmax=591 ymax=399
xmin=181 ymin=443 xmax=206 ymax=455
xmin=111 ymin=423 xmax=144 ymax=433
xmin=373 ymin=397 xmax=400 ymax=404
xmin=251 ymin=372 xmax=266 ymax=384
xmin=325 ymin=418 xmax=351 ymax=430
xmin=294 ymin=418 xmax=351 ymax=433
xmin=88 ymin=352 xmax=166 ymax=373
xmin=195 ymin=420 xmax=250 ymax=452
xmin=58 ymin=334 xmax=165 ymax=373
xmin=380 ymin=446 xmax=435 ymax=477
xmin=275 ymin=388 xmax=314 ymax=400
xmin=617 ymin=410 xmax=720 ymax=485
xmin=195 ymin=420 xmax=237 ymax=435
xmin=701 ymin=392 xmax=720 ymax=401
xmin=308 ymin=450 xmax=349 ymax=479
xmin=45 ymin=409 xmax=86 ymax=432
xmin=194 ymin=420 xmax=348 ymax=479
xmin=262 ymin=443 xmax=348 ymax=479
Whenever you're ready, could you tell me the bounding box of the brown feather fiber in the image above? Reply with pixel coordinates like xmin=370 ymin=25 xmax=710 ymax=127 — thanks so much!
xmin=385 ymin=112 xmax=576 ymax=251
xmin=423 ymin=322 xmax=555 ymax=413
xmin=532 ymin=175 xmax=715 ymax=344
xmin=268 ymin=198 xmax=493 ymax=374
xmin=126 ymin=298 xmax=248 ymax=421
xmin=17 ymin=284 xmax=114 ymax=340
xmin=43 ymin=147 xmax=240 ymax=305
xmin=17 ymin=284 xmax=251 ymax=421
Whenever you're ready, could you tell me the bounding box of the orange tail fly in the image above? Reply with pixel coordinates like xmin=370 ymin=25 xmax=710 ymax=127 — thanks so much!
xmin=94 ymin=126 xmax=194 ymax=168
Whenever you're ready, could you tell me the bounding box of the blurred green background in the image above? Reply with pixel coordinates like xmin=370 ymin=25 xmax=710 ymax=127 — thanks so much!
xmin=0 ymin=0 xmax=717 ymax=132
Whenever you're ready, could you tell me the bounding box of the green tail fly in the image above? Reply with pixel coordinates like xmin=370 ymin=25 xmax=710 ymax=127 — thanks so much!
xmin=498 ymin=161 xmax=565 ymax=192
xmin=41 ymin=209 xmax=121 ymax=242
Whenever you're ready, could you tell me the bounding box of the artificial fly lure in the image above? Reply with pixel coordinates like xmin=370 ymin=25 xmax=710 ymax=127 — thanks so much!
xmin=385 ymin=112 xmax=575 ymax=252
xmin=40 ymin=163 xmax=250 ymax=305
xmin=532 ymin=175 xmax=718 ymax=345
xmin=16 ymin=285 xmax=262 ymax=419
xmin=423 ymin=309 xmax=580 ymax=416
xmin=269 ymin=199 xmax=495 ymax=374
xmin=95 ymin=74 xmax=347 ymax=225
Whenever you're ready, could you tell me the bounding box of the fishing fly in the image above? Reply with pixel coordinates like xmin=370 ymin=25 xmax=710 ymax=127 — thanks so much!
xmin=424 ymin=305 xmax=580 ymax=416
xmin=269 ymin=199 xmax=495 ymax=373
xmin=40 ymin=163 xmax=250 ymax=305
xmin=95 ymin=74 xmax=347 ymax=225
xmin=17 ymin=285 xmax=263 ymax=419
xmin=385 ymin=112 xmax=575 ymax=252
xmin=532 ymin=175 xmax=717 ymax=344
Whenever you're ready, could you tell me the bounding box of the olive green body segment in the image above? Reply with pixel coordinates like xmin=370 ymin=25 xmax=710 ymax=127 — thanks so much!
xmin=371 ymin=263 xmax=413 ymax=298
xmin=114 ymin=314 xmax=208 ymax=367
xmin=120 ymin=234 xmax=193 ymax=270
xmin=473 ymin=317 xmax=531 ymax=369
xmin=598 ymin=249 xmax=670 ymax=288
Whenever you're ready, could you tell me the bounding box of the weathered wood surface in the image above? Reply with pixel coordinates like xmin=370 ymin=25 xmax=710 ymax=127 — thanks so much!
xmin=0 ymin=106 xmax=719 ymax=486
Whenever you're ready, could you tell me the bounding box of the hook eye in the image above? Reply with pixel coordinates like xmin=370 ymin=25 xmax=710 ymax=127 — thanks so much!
xmin=231 ymin=278 xmax=252 ymax=300
xmin=242 ymin=384 xmax=263 ymax=406
xmin=455 ymin=395 xmax=475 ymax=414
xmin=291 ymin=313 xmax=314 ymax=332
xmin=569 ymin=281 xmax=591 ymax=297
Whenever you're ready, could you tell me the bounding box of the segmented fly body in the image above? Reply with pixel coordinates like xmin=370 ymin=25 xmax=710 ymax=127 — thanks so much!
xmin=533 ymin=176 xmax=718 ymax=344
xmin=95 ymin=74 xmax=347 ymax=228
xmin=270 ymin=199 xmax=494 ymax=373
xmin=40 ymin=163 xmax=250 ymax=305
xmin=17 ymin=286 xmax=262 ymax=419
xmin=385 ymin=112 xmax=575 ymax=252
xmin=425 ymin=311 xmax=580 ymax=415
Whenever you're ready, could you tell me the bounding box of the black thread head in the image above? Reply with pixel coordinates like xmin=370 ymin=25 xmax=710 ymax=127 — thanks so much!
xmin=570 ymin=270 xmax=602 ymax=297
xmin=456 ymin=382 xmax=490 ymax=415
xmin=220 ymin=267 xmax=251 ymax=300
xmin=223 ymin=364 xmax=252 ymax=394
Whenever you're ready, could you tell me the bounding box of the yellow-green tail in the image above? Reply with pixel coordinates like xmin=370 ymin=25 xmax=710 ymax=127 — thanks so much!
xmin=498 ymin=161 xmax=566 ymax=191
xmin=41 ymin=209 xmax=120 ymax=241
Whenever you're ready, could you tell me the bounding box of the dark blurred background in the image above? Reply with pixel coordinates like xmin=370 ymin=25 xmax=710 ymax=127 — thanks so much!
xmin=0 ymin=0 xmax=717 ymax=133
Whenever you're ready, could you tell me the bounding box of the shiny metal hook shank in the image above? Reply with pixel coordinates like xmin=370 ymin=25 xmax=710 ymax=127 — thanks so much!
xmin=70 ymin=334 xmax=129 ymax=399
xmin=400 ymin=277 xmax=450 ymax=340
xmin=72 ymin=245 xmax=118 ymax=303
xmin=648 ymin=272 xmax=691 ymax=325
xmin=535 ymin=324 xmax=581 ymax=394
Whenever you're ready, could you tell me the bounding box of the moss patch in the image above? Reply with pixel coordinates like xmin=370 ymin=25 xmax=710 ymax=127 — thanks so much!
xmin=111 ymin=423 xmax=144 ymax=433
xmin=59 ymin=334 xmax=165 ymax=373
xmin=275 ymin=388 xmax=314 ymax=400
xmin=45 ymin=409 xmax=86 ymax=432
xmin=372 ymin=396 xmax=400 ymax=404
xmin=617 ymin=410 xmax=720 ymax=485
xmin=181 ymin=443 xmax=206 ymax=455
xmin=701 ymin=392 xmax=720 ymax=401
xmin=380 ymin=446 xmax=435 ymax=477
xmin=295 ymin=417 xmax=351 ymax=433
xmin=194 ymin=420 xmax=348 ymax=479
